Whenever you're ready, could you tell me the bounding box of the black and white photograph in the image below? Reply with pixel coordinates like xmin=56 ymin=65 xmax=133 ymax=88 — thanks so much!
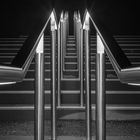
xmin=0 ymin=0 xmax=140 ymax=140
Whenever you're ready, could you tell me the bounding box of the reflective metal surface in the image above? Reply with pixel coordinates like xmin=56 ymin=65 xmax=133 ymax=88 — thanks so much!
xmin=83 ymin=11 xmax=92 ymax=140
xmin=80 ymin=27 xmax=84 ymax=106
xmin=35 ymin=34 xmax=45 ymax=140
xmin=84 ymin=30 xmax=92 ymax=140
xmin=2 ymin=9 xmax=140 ymax=140
xmin=51 ymin=11 xmax=58 ymax=140
xmin=0 ymin=11 xmax=51 ymax=84
xmin=96 ymin=33 xmax=106 ymax=140
xmin=57 ymin=20 xmax=61 ymax=107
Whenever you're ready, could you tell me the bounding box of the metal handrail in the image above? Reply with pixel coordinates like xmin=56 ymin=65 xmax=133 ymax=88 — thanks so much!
xmin=57 ymin=12 xmax=63 ymax=107
xmin=60 ymin=11 xmax=69 ymax=79
xmin=51 ymin=10 xmax=58 ymax=140
xmin=83 ymin=9 xmax=140 ymax=140
xmin=0 ymin=11 xmax=52 ymax=84
xmin=0 ymin=9 xmax=57 ymax=140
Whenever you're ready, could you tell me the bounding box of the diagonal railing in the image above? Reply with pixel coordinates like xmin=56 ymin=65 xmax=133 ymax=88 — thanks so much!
xmin=0 ymin=9 xmax=57 ymax=140
xmin=83 ymin=9 xmax=140 ymax=140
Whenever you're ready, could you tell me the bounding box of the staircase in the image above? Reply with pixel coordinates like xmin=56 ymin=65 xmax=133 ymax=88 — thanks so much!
xmin=0 ymin=35 xmax=140 ymax=121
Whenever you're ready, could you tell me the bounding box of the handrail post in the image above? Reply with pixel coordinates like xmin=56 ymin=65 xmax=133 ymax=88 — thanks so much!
xmin=58 ymin=22 xmax=61 ymax=107
xmin=83 ymin=14 xmax=92 ymax=140
xmin=80 ymin=27 xmax=84 ymax=106
xmin=76 ymin=16 xmax=81 ymax=78
xmin=35 ymin=33 xmax=44 ymax=140
xmin=60 ymin=12 xmax=64 ymax=79
xmin=51 ymin=12 xmax=57 ymax=140
xmin=74 ymin=12 xmax=76 ymax=36
xmin=96 ymin=33 xmax=106 ymax=140
xmin=62 ymin=14 xmax=67 ymax=76
xmin=76 ymin=12 xmax=84 ymax=106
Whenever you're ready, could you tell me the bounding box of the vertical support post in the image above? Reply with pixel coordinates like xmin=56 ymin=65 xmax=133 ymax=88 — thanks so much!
xmin=74 ymin=12 xmax=76 ymax=36
xmin=35 ymin=34 xmax=44 ymax=140
xmin=96 ymin=33 xmax=106 ymax=140
xmin=63 ymin=17 xmax=66 ymax=57
xmin=58 ymin=22 xmax=61 ymax=107
xmin=80 ymin=28 xmax=84 ymax=106
xmin=51 ymin=12 xmax=57 ymax=140
xmin=77 ymin=13 xmax=81 ymax=79
xmin=77 ymin=21 xmax=80 ymax=78
xmin=51 ymin=30 xmax=57 ymax=140
xmin=84 ymin=29 xmax=92 ymax=140
xmin=83 ymin=12 xmax=92 ymax=140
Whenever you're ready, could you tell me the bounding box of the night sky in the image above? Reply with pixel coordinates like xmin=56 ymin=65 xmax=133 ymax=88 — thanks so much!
xmin=0 ymin=0 xmax=140 ymax=36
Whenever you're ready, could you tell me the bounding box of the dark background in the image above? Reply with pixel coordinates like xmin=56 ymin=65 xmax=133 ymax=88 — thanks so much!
xmin=0 ymin=0 xmax=140 ymax=36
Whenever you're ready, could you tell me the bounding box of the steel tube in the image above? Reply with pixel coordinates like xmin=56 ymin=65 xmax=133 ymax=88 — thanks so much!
xmin=96 ymin=33 xmax=106 ymax=140
xmin=60 ymin=13 xmax=64 ymax=79
xmin=60 ymin=20 xmax=63 ymax=79
xmin=1 ymin=104 xmax=140 ymax=111
xmin=77 ymin=21 xmax=80 ymax=78
xmin=51 ymin=30 xmax=57 ymax=140
xmin=63 ymin=15 xmax=67 ymax=58
xmin=35 ymin=34 xmax=44 ymax=140
xmin=80 ymin=28 xmax=84 ymax=106
xmin=62 ymin=20 xmax=66 ymax=72
xmin=57 ymin=23 xmax=61 ymax=107
xmin=74 ymin=12 xmax=76 ymax=36
xmin=84 ymin=30 xmax=92 ymax=140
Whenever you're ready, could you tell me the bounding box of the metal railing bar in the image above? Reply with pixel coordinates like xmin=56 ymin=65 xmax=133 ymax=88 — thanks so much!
xmin=35 ymin=33 xmax=45 ymax=140
xmin=27 ymin=69 xmax=51 ymax=72
xmin=83 ymin=14 xmax=92 ymax=140
xmin=14 ymin=78 xmax=121 ymax=82
xmin=0 ymin=55 xmax=51 ymax=58
xmin=96 ymin=33 xmax=106 ymax=140
xmin=60 ymin=12 xmax=64 ymax=79
xmin=51 ymin=10 xmax=58 ymax=140
xmin=1 ymin=104 xmax=140 ymax=110
xmin=1 ymin=90 xmax=140 ymax=94
xmin=0 ymin=90 xmax=51 ymax=94
xmin=57 ymin=21 xmax=61 ymax=107
xmin=57 ymin=78 xmax=121 ymax=81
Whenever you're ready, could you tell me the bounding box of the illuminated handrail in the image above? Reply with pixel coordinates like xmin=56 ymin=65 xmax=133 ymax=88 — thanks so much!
xmin=83 ymin=9 xmax=140 ymax=140
xmin=0 ymin=11 xmax=52 ymax=84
